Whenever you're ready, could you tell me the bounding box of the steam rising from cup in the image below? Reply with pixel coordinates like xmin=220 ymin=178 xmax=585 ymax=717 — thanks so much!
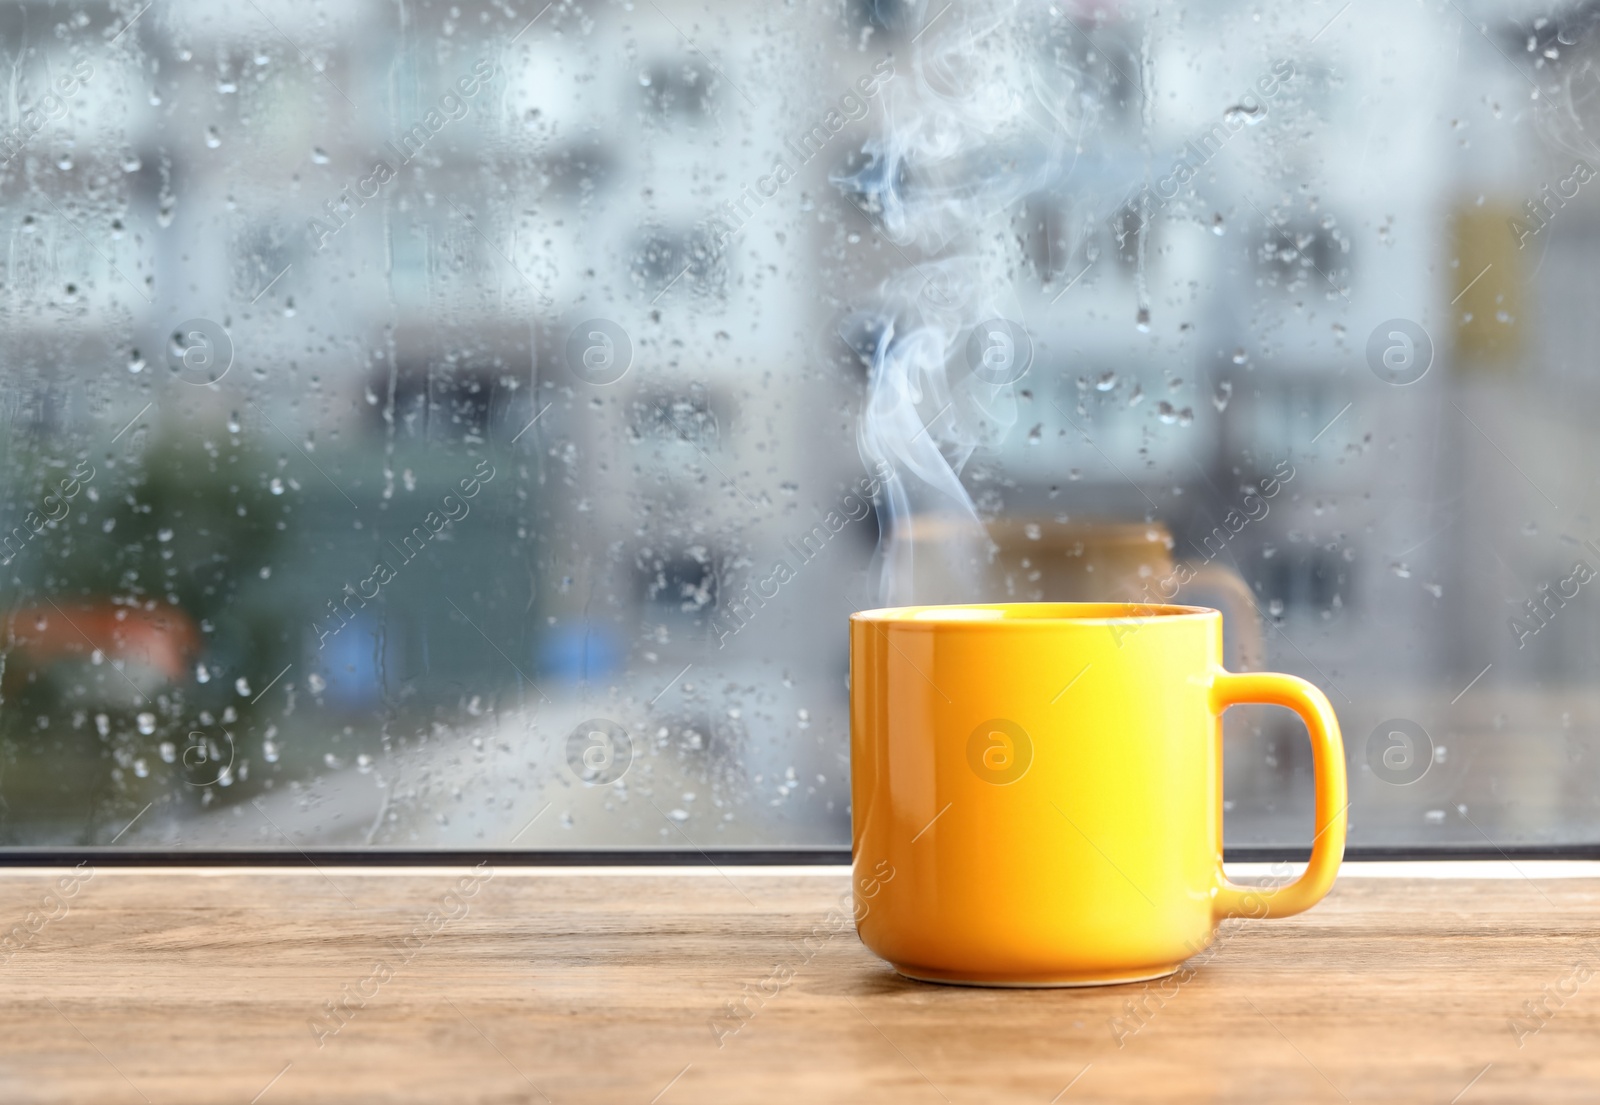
xmin=835 ymin=0 xmax=1093 ymax=606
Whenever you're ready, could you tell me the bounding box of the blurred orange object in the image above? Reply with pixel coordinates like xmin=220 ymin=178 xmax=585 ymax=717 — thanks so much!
xmin=3 ymin=601 xmax=201 ymax=684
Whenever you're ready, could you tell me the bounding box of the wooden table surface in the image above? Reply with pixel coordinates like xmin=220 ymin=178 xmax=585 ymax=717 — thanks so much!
xmin=1 ymin=863 xmax=1598 ymax=1103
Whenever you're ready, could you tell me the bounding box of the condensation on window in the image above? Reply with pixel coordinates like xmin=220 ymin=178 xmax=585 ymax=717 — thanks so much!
xmin=0 ymin=0 xmax=1593 ymax=850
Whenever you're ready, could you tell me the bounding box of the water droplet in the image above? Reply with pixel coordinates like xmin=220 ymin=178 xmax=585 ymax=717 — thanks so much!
xmin=1424 ymin=809 xmax=1446 ymax=825
xmin=357 ymin=753 xmax=373 ymax=774
xmin=205 ymin=126 xmax=221 ymax=148
xmin=1223 ymin=103 xmax=1267 ymax=127
xmin=1212 ymin=381 xmax=1233 ymax=412
xmin=121 ymin=153 xmax=141 ymax=173
xmin=157 ymin=528 xmax=173 ymax=543
xmin=307 ymin=672 xmax=327 ymax=693
xmin=668 ymin=808 xmax=689 ymax=821
xmin=196 ymin=663 xmax=210 ymax=684
xmin=1127 ymin=384 xmax=1144 ymax=408
xmin=128 ymin=350 xmax=146 ymax=374
xmin=1391 ymin=562 xmax=1411 ymax=579
xmin=263 ymin=739 xmax=279 ymax=763
xmin=56 ymin=153 xmax=72 ymax=171
xmin=1095 ymin=371 xmax=1117 ymax=392
xmin=270 ymin=477 xmax=285 ymax=495
xmin=1135 ymin=307 xmax=1151 ymax=332
xmin=227 ymin=413 xmax=242 ymax=434
xmin=133 ymin=758 xmax=149 ymax=778
xmin=1267 ymin=598 xmax=1284 ymax=618
xmin=1424 ymin=581 xmax=1443 ymax=598
xmin=159 ymin=741 xmax=176 ymax=763
xmin=311 ymin=147 xmax=329 ymax=165
xmin=1158 ymin=401 xmax=1179 ymax=424
xmin=1211 ymin=213 xmax=1225 ymax=235
xmin=1026 ymin=423 xmax=1043 ymax=444
xmin=95 ymin=713 xmax=110 ymax=737
xmin=1231 ymin=347 xmax=1249 ymax=365
xmin=235 ymin=677 xmax=251 ymax=697
xmin=136 ymin=712 xmax=156 ymax=735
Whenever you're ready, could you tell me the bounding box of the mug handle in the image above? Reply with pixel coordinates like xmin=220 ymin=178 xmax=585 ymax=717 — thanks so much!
xmin=1210 ymin=671 xmax=1349 ymax=919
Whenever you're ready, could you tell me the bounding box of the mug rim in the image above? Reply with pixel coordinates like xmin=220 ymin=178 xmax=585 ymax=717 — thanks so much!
xmin=851 ymin=601 xmax=1221 ymax=627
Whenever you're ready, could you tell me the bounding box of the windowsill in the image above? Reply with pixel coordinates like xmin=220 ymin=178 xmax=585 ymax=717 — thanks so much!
xmin=0 ymin=862 xmax=1588 ymax=1101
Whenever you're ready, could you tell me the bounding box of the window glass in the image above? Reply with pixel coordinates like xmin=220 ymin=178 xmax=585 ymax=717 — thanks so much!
xmin=1 ymin=0 xmax=1590 ymax=851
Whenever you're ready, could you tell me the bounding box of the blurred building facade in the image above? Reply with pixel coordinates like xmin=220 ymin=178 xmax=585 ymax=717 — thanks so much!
xmin=0 ymin=0 xmax=1597 ymax=849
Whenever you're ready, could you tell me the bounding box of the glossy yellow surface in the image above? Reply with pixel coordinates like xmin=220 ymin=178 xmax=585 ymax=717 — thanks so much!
xmin=849 ymin=602 xmax=1348 ymax=986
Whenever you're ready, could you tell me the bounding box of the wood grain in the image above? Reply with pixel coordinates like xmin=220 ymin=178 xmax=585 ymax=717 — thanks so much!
xmin=0 ymin=866 xmax=1597 ymax=1103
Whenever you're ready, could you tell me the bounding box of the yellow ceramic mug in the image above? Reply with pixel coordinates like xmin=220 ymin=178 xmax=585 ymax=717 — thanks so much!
xmin=849 ymin=602 xmax=1347 ymax=987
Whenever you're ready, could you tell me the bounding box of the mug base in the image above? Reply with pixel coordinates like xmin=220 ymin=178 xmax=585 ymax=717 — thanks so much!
xmin=892 ymin=962 xmax=1181 ymax=989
